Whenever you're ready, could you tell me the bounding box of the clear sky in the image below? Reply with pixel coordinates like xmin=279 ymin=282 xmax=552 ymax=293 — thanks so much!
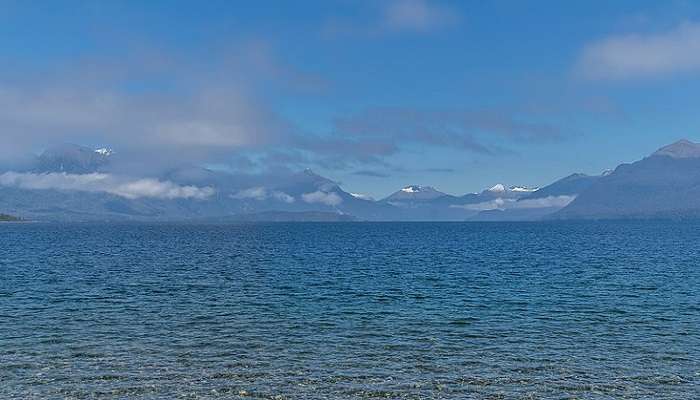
xmin=2 ymin=0 xmax=700 ymax=198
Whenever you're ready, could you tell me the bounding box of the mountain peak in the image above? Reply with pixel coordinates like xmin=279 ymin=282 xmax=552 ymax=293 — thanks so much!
xmin=510 ymin=185 xmax=538 ymax=193
xmin=477 ymin=183 xmax=538 ymax=200
xmin=282 ymin=169 xmax=339 ymax=193
xmin=653 ymin=139 xmax=700 ymax=159
xmin=400 ymin=185 xmax=436 ymax=193
xmin=384 ymin=184 xmax=446 ymax=202
xmin=294 ymin=168 xmax=328 ymax=181
xmin=488 ymin=184 xmax=506 ymax=192
xmin=95 ymin=147 xmax=114 ymax=156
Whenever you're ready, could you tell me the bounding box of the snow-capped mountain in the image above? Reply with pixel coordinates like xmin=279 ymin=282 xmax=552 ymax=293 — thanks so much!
xmin=383 ymin=185 xmax=449 ymax=202
xmin=453 ymin=183 xmax=538 ymax=205
xmin=373 ymin=182 xmax=544 ymax=220
xmin=10 ymin=139 xmax=700 ymax=221
xmin=0 ymin=141 xmax=555 ymax=221
xmin=94 ymin=148 xmax=114 ymax=157
xmin=482 ymin=184 xmax=538 ymax=198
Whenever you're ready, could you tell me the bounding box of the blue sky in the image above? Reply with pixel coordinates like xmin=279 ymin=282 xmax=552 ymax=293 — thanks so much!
xmin=2 ymin=0 xmax=700 ymax=197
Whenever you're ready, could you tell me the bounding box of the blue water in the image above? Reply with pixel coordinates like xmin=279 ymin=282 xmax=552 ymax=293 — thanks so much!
xmin=1 ymin=222 xmax=699 ymax=399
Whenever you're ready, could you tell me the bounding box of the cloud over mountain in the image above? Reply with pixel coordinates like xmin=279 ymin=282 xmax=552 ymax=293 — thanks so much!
xmin=0 ymin=172 xmax=214 ymax=200
xmin=0 ymin=82 xmax=293 ymax=168
xmin=232 ymin=187 xmax=295 ymax=203
xmin=302 ymin=191 xmax=343 ymax=206
xmin=452 ymin=195 xmax=575 ymax=211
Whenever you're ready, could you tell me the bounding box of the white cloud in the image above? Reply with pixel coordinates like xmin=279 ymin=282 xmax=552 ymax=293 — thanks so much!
xmin=454 ymin=197 xmax=508 ymax=211
xmin=154 ymin=121 xmax=251 ymax=147
xmin=0 ymin=41 xmax=307 ymax=167
xmin=231 ymin=187 xmax=268 ymax=201
xmin=231 ymin=187 xmax=295 ymax=203
xmin=451 ymin=195 xmax=575 ymax=211
xmin=515 ymin=195 xmax=576 ymax=209
xmin=272 ymin=191 xmax=296 ymax=203
xmin=0 ymin=172 xmax=214 ymax=200
xmin=302 ymin=191 xmax=343 ymax=206
xmin=576 ymin=22 xmax=700 ymax=80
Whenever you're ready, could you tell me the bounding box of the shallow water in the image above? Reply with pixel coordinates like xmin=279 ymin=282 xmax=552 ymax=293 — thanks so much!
xmin=1 ymin=221 xmax=699 ymax=399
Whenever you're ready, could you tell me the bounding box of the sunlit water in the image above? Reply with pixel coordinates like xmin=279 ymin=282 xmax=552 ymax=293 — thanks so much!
xmin=1 ymin=221 xmax=699 ymax=399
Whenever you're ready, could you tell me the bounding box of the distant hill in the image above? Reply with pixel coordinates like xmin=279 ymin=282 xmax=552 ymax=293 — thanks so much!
xmin=554 ymin=139 xmax=700 ymax=219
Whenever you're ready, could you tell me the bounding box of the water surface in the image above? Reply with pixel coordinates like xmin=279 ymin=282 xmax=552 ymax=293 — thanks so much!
xmin=1 ymin=221 xmax=698 ymax=399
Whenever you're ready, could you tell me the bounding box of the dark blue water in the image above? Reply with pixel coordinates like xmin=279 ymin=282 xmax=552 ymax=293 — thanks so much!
xmin=1 ymin=222 xmax=699 ymax=399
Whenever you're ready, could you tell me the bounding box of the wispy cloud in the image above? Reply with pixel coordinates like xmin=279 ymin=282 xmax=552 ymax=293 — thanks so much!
xmin=302 ymin=190 xmax=343 ymax=206
xmin=273 ymin=191 xmax=296 ymax=203
xmin=382 ymin=0 xmax=458 ymax=33
xmin=516 ymin=195 xmax=576 ymax=209
xmin=451 ymin=195 xmax=575 ymax=211
xmin=2 ymin=55 xmax=543 ymax=174
xmin=231 ymin=187 xmax=295 ymax=203
xmin=576 ymin=21 xmax=700 ymax=80
xmin=231 ymin=187 xmax=268 ymax=201
xmin=324 ymin=0 xmax=458 ymax=37
xmin=0 ymin=40 xmax=320 ymax=171
xmin=0 ymin=172 xmax=214 ymax=200
xmin=0 ymin=29 xmax=568 ymax=176
xmin=333 ymin=107 xmax=565 ymax=156
xmin=350 ymin=192 xmax=375 ymax=201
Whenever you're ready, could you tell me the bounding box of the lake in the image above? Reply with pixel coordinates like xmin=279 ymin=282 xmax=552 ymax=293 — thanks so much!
xmin=1 ymin=221 xmax=698 ymax=399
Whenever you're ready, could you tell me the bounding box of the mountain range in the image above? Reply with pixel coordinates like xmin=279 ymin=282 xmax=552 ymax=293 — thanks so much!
xmin=552 ymin=140 xmax=700 ymax=219
xmin=1 ymin=140 xmax=700 ymax=221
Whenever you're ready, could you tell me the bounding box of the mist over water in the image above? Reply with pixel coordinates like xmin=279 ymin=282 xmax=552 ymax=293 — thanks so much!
xmin=1 ymin=222 xmax=698 ymax=399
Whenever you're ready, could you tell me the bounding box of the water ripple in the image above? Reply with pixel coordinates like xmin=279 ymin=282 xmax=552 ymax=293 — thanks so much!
xmin=1 ymin=221 xmax=698 ymax=399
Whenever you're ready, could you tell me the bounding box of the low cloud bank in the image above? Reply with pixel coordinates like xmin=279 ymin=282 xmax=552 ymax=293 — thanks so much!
xmin=452 ymin=195 xmax=575 ymax=211
xmin=231 ymin=187 xmax=295 ymax=203
xmin=0 ymin=172 xmax=214 ymax=200
xmin=350 ymin=192 xmax=375 ymax=201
